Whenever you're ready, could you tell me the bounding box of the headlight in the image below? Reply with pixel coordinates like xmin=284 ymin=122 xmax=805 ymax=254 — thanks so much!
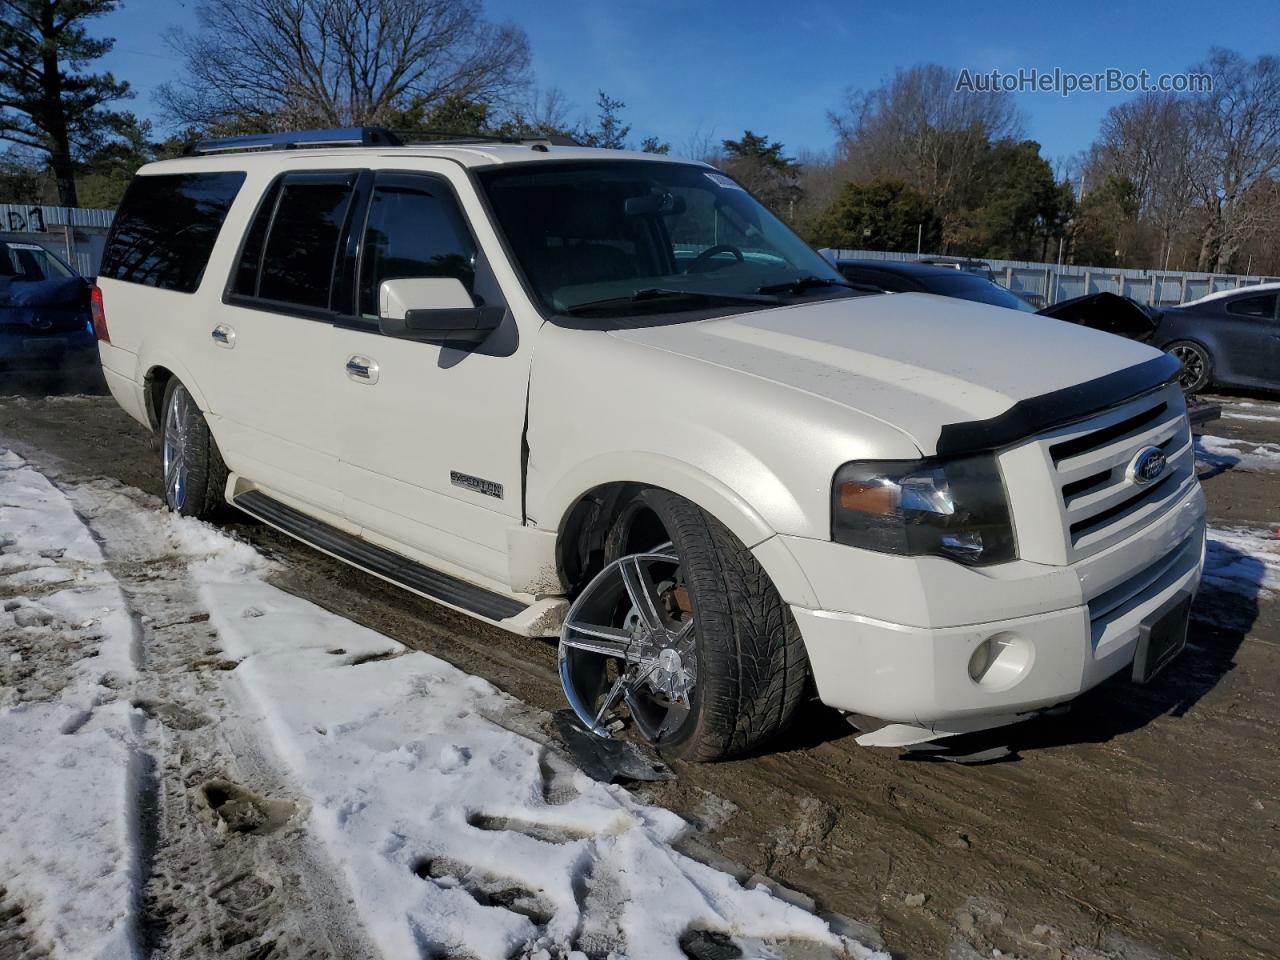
xmin=831 ymin=455 xmax=1016 ymax=565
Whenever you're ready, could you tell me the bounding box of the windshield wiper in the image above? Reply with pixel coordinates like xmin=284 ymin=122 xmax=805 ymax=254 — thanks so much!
xmin=562 ymin=287 xmax=781 ymax=314
xmin=755 ymin=275 xmax=864 ymax=295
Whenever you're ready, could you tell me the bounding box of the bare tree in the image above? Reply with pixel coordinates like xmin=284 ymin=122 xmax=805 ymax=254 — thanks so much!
xmin=160 ymin=0 xmax=531 ymax=131
xmin=829 ymin=64 xmax=1023 ymax=239
xmin=1086 ymin=93 xmax=1200 ymax=267
xmin=1185 ymin=49 xmax=1280 ymax=271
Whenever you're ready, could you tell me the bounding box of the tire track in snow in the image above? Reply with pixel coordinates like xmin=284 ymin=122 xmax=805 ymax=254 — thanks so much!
xmin=60 ymin=477 xmax=378 ymax=960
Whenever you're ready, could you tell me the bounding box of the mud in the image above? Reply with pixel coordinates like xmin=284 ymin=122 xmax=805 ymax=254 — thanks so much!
xmin=1 ymin=392 xmax=1277 ymax=960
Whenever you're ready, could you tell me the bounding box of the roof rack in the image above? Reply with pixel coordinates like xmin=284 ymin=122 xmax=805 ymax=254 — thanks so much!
xmin=181 ymin=126 xmax=581 ymax=156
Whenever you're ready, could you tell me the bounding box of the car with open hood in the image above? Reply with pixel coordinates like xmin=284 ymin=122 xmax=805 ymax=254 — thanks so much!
xmin=93 ymin=129 xmax=1206 ymax=759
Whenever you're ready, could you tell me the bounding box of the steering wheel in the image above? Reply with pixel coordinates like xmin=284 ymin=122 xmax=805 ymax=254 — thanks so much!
xmin=687 ymin=244 xmax=745 ymax=271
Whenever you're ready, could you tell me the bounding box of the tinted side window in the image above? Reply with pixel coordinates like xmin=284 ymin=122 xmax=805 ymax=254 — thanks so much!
xmin=1226 ymin=293 xmax=1277 ymax=319
xmin=358 ymin=178 xmax=477 ymax=317
xmin=231 ymin=180 xmax=282 ymax=298
xmin=255 ymin=174 xmax=355 ymax=310
xmin=100 ymin=172 xmax=246 ymax=293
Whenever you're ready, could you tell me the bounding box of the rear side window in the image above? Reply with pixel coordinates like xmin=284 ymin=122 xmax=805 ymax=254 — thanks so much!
xmin=357 ymin=176 xmax=477 ymax=318
xmin=100 ymin=172 xmax=246 ymax=293
xmin=1226 ymin=293 xmax=1277 ymax=319
xmin=232 ymin=172 xmax=355 ymax=312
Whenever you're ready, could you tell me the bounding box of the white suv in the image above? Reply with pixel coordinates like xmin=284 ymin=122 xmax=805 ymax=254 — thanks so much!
xmin=94 ymin=128 xmax=1206 ymax=760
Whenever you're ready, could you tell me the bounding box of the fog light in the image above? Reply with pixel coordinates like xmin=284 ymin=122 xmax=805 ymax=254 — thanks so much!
xmin=967 ymin=632 xmax=1032 ymax=691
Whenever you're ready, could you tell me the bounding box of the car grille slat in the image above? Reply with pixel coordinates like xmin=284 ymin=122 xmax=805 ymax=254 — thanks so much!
xmin=1042 ymin=389 xmax=1193 ymax=559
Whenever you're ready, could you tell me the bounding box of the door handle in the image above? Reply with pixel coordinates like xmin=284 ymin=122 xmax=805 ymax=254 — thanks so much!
xmin=211 ymin=324 xmax=235 ymax=348
xmin=345 ymin=355 xmax=379 ymax=384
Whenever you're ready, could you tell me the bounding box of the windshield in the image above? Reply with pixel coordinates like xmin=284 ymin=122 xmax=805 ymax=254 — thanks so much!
xmin=477 ymin=161 xmax=855 ymax=321
xmin=928 ymin=274 xmax=1037 ymax=312
xmin=0 ymin=241 xmax=74 ymax=281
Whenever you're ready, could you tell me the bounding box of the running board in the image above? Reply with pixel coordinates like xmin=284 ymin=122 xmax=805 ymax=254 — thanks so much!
xmin=233 ymin=489 xmax=529 ymax=623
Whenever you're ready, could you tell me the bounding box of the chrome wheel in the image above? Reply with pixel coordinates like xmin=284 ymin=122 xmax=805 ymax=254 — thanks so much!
xmin=1171 ymin=343 xmax=1208 ymax=392
xmin=559 ymin=547 xmax=698 ymax=743
xmin=162 ymin=384 xmax=192 ymax=511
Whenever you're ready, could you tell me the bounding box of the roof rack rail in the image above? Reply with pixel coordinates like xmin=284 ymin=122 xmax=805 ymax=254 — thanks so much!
xmin=182 ymin=127 xmax=403 ymax=156
xmin=182 ymin=126 xmax=582 ymax=156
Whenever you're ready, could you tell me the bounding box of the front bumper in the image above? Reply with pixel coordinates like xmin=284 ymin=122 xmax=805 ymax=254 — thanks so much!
xmin=778 ymin=479 xmax=1206 ymax=734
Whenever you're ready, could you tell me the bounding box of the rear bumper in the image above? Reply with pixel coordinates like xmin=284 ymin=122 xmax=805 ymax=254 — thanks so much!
xmin=0 ymin=328 xmax=97 ymax=367
xmin=781 ymin=480 xmax=1206 ymax=732
xmin=97 ymin=344 xmax=150 ymax=427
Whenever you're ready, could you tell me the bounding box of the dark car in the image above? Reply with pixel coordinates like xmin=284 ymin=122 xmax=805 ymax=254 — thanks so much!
xmin=1137 ymin=284 xmax=1280 ymax=394
xmin=914 ymin=256 xmax=997 ymax=283
xmin=0 ymin=235 xmax=97 ymax=375
xmin=833 ymin=258 xmax=1039 ymax=312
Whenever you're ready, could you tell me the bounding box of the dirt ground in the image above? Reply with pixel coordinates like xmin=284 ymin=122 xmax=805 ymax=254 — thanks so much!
xmin=1 ymin=389 xmax=1277 ymax=960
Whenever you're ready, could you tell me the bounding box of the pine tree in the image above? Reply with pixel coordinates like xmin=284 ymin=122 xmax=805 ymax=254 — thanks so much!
xmin=0 ymin=0 xmax=130 ymax=207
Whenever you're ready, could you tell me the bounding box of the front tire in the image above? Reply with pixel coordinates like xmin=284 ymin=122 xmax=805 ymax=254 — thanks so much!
xmin=559 ymin=489 xmax=809 ymax=762
xmin=161 ymin=379 xmax=228 ymax=519
xmin=1168 ymin=340 xmax=1212 ymax=394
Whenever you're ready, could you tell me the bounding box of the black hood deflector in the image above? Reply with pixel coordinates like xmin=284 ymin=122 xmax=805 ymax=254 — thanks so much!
xmin=934 ymin=352 xmax=1181 ymax=456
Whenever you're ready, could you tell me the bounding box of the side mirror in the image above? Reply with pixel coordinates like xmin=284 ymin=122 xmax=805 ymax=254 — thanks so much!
xmin=378 ymin=277 xmax=503 ymax=346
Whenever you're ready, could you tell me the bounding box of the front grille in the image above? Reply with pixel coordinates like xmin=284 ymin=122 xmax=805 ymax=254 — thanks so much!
xmin=1050 ymin=390 xmax=1193 ymax=556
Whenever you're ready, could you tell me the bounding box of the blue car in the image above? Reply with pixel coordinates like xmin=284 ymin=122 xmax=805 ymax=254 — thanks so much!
xmin=0 ymin=235 xmax=97 ymax=373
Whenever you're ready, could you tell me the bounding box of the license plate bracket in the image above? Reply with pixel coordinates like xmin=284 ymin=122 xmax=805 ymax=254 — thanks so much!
xmin=1132 ymin=594 xmax=1191 ymax=683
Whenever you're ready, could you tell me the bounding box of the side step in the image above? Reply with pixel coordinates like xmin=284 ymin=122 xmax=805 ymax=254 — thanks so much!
xmin=233 ymin=489 xmax=529 ymax=623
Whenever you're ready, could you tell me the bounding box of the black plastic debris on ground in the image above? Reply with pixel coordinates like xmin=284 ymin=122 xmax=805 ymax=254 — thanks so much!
xmin=679 ymin=929 xmax=743 ymax=960
xmin=551 ymin=709 xmax=674 ymax=783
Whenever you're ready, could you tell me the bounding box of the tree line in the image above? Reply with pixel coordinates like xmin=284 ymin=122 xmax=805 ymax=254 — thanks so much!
xmin=1 ymin=1 xmax=1277 ymax=276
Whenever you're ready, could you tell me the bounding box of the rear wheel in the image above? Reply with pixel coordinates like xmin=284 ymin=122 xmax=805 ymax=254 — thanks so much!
xmin=161 ymin=379 xmax=228 ymax=519
xmin=558 ymin=489 xmax=809 ymax=762
xmin=1168 ymin=340 xmax=1212 ymax=394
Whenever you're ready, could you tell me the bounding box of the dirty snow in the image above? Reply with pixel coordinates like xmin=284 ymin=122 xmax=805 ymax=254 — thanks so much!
xmin=1222 ymin=411 xmax=1280 ymax=424
xmin=1203 ymin=525 xmax=1280 ymax=600
xmin=0 ymin=450 xmax=142 ymax=959
xmin=0 ymin=448 xmax=882 ymax=960
xmin=1195 ymin=434 xmax=1280 ymax=472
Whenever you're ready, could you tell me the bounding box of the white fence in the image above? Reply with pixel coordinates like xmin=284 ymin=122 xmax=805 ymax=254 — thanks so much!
xmin=831 ymin=248 xmax=1280 ymax=306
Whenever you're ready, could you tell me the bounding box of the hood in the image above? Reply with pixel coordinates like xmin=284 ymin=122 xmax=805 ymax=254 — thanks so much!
xmin=610 ymin=292 xmax=1166 ymax=455
xmin=0 ymin=276 xmax=87 ymax=308
xmin=1037 ymin=291 xmax=1159 ymax=339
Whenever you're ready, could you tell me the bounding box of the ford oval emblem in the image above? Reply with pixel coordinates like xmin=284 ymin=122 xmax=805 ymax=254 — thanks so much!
xmin=1127 ymin=446 xmax=1167 ymax=486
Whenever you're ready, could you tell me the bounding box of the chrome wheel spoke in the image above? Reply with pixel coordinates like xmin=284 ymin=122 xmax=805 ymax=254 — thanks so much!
xmin=163 ymin=387 xmax=191 ymax=510
xmin=561 ymin=620 xmax=634 ymax=658
xmin=592 ymin=658 xmax=659 ymax=730
xmin=618 ymin=556 xmax=668 ymax=632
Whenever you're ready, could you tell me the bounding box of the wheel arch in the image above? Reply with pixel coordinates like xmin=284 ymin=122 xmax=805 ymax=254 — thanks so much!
xmin=544 ymin=454 xmax=815 ymax=606
xmin=140 ymin=357 xmax=213 ymax=431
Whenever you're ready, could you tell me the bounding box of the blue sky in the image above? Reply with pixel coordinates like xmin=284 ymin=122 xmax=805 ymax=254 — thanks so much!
xmin=95 ymin=0 xmax=1280 ymax=167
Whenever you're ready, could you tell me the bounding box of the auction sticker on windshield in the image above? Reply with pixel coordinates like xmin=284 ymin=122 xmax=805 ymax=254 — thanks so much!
xmin=704 ymin=172 xmax=745 ymax=190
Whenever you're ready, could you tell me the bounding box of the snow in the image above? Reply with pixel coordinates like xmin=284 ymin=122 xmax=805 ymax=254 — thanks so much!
xmin=1 ymin=448 xmax=881 ymax=960
xmin=1195 ymin=434 xmax=1280 ymax=472
xmin=1222 ymin=411 xmax=1280 ymax=424
xmin=194 ymin=542 xmax=866 ymax=959
xmin=0 ymin=451 xmax=142 ymax=959
xmin=1203 ymin=526 xmax=1280 ymax=599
